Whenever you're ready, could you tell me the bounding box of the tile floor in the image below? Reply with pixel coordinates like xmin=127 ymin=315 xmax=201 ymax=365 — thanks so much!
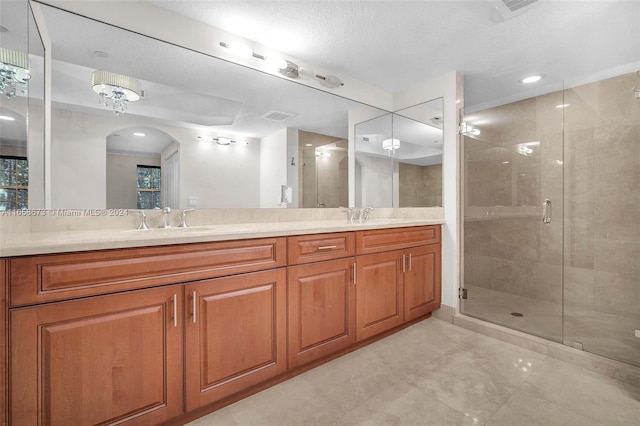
xmin=187 ymin=318 xmax=640 ymax=426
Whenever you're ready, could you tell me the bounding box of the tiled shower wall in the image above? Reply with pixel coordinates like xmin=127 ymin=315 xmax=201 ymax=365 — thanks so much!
xmin=463 ymin=71 xmax=639 ymax=367
xmin=562 ymin=72 xmax=640 ymax=367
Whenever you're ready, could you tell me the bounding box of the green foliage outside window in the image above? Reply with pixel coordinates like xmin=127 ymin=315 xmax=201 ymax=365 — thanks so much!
xmin=0 ymin=156 xmax=28 ymax=210
xmin=136 ymin=165 xmax=161 ymax=209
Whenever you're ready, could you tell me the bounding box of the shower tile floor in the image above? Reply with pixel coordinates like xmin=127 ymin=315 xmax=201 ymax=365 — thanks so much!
xmin=463 ymin=285 xmax=640 ymax=368
xmin=187 ymin=318 xmax=640 ymax=426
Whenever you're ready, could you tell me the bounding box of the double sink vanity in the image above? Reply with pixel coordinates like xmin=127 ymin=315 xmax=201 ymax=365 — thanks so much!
xmin=1 ymin=214 xmax=442 ymax=425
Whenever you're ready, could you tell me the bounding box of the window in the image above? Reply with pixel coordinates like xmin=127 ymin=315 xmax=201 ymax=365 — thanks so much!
xmin=0 ymin=156 xmax=28 ymax=211
xmin=136 ymin=165 xmax=161 ymax=209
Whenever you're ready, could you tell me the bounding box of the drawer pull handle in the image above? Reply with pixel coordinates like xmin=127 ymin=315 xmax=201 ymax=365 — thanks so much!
xmin=317 ymin=245 xmax=337 ymax=250
xmin=409 ymin=253 xmax=412 ymax=272
xmin=192 ymin=291 xmax=197 ymax=324
xmin=353 ymin=263 xmax=357 ymax=285
xmin=172 ymin=294 xmax=178 ymax=328
xmin=402 ymin=254 xmax=406 ymax=273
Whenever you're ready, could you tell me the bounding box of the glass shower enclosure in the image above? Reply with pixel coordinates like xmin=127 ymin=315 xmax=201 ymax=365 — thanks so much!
xmin=461 ymin=71 xmax=640 ymax=368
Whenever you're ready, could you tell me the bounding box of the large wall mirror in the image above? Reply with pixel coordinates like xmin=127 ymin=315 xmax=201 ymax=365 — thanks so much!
xmin=354 ymin=98 xmax=443 ymax=207
xmin=36 ymin=3 xmax=394 ymax=210
xmin=0 ymin=0 xmax=45 ymax=210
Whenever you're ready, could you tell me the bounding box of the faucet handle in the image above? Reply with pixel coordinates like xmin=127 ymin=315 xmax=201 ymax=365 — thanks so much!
xmin=178 ymin=209 xmax=196 ymax=228
xmin=341 ymin=207 xmax=359 ymax=224
xmin=162 ymin=206 xmax=171 ymax=214
xmin=359 ymin=207 xmax=374 ymax=223
xmin=131 ymin=210 xmax=149 ymax=230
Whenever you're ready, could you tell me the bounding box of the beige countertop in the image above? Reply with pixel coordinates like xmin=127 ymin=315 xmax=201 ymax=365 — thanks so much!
xmin=0 ymin=218 xmax=444 ymax=257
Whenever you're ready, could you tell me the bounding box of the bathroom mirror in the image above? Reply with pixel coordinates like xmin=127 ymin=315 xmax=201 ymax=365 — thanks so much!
xmin=0 ymin=1 xmax=45 ymax=210
xmin=34 ymin=3 xmax=387 ymax=210
xmin=354 ymin=98 xmax=443 ymax=207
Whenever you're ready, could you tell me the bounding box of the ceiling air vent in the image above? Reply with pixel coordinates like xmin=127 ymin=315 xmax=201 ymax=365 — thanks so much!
xmin=489 ymin=0 xmax=539 ymax=22
xmin=261 ymin=110 xmax=297 ymax=122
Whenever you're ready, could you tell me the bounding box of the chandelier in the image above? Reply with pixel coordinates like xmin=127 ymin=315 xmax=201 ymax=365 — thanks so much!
xmin=91 ymin=70 xmax=141 ymax=115
xmin=0 ymin=48 xmax=31 ymax=99
xmin=382 ymin=138 xmax=400 ymax=155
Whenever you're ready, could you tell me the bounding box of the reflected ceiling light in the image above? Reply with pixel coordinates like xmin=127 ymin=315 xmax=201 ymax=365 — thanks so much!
xmin=133 ymin=132 xmax=145 ymax=137
xmin=555 ymin=104 xmax=570 ymax=109
xmin=91 ymin=70 xmax=141 ymax=116
xmin=382 ymin=138 xmax=400 ymax=151
xmin=0 ymin=47 xmax=31 ymax=99
xmin=198 ymin=135 xmax=248 ymax=146
xmin=0 ymin=115 xmax=15 ymax=121
xmin=459 ymin=122 xmax=480 ymax=136
xmin=521 ymin=74 xmax=543 ymax=84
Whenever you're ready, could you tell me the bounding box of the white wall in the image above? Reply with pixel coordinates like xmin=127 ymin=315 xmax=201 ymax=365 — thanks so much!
xmin=355 ymin=154 xmax=394 ymax=208
xmin=180 ymin=136 xmax=260 ymax=209
xmin=259 ymin=128 xmax=288 ymax=208
xmin=106 ymin=153 xmax=160 ymax=209
xmin=50 ymin=109 xmax=106 ymax=208
xmin=393 ymin=71 xmax=463 ymax=311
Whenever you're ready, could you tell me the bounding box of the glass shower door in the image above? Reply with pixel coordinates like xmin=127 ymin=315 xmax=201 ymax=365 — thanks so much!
xmin=461 ymin=91 xmax=565 ymax=342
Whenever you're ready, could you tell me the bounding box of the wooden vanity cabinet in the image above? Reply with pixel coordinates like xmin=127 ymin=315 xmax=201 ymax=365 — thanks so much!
xmin=3 ymin=225 xmax=441 ymax=425
xmin=403 ymin=243 xmax=441 ymax=321
xmin=355 ymin=226 xmax=441 ymax=341
xmin=10 ymin=285 xmax=184 ymax=426
xmin=1 ymin=259 xmax=7 ymax=426
xmin=184 ymin=268 xmax=287 ymax=411
xmin=287 ymin=233 xmax=356 ymax=368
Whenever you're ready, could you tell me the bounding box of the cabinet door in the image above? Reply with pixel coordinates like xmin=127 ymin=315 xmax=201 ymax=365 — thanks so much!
xmin=185 ymin=269 xmax=287 ymax=411
xmin=355 ymin=251 xmax=404 ymax=341
xmin=288 ymin=258 xmax=356 ymax=368
xmin=404 ymin=244 xmax=442 ymax=322
xmin=11 ymin=285 xmax=184 ymax=426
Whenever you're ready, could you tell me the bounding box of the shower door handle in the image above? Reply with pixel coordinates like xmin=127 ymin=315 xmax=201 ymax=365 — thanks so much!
xmin=542 ymin=199 xmax=552 ymax=224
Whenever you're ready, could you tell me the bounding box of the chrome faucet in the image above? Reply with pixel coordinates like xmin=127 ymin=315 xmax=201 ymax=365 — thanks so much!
xmin=342 ymin=207 xmax=359 ymax=224
xmin=133 ymin=210 xmax=149 ymax=230
xmin=178 ymin=209 xmax=195 ymax=228
xmin=159 ymin=207 xmax=172 ymax=228
xmin=359 ymin=207 xmax=374 ymax=223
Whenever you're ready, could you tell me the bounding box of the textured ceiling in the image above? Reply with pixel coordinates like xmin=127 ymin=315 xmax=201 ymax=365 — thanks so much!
xmin=150 ymin=0 xmax=640 ymax=108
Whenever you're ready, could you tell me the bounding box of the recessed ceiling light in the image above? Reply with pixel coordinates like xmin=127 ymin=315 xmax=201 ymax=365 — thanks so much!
xmin=521 ymin=75 xmax=543 ymax=84
xmin=0 ymin=115 xmax=15 ymax=121
xmin=133 ymin=132 xmax=145 ymax=137
xmin=305 ymin=143 xmax=313 ymax=147
xmin=555 ymin=104 xmax=570 ymax=108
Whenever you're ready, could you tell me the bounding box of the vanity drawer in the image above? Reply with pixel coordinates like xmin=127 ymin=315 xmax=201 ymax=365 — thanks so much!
xmin=10 ymin=237 xmax=286 ymax=307
xmin=356 ymin=225 xmax=441 ymax=255
xmin=288 ymin=232 xmax=355 ymax=265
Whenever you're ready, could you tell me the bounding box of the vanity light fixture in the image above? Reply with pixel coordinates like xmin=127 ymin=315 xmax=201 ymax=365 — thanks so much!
xmin=220 ymin=41 xmax=299 ymax=77
xmin=0 ymin=47 xmax=31 ymax=99
xmin=219 ymin=41 xmax=343 ymax=88
xmin=91 ymin=70 xmax=141 ymax=116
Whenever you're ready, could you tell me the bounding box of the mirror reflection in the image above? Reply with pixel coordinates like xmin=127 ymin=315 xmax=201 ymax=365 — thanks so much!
xmin=354 ymin=98 xmax=443 ymax=207
xmin=39 ymin=4 xmax=370 ymax=209
xmin=0 ymin=1 xmax=45 ymax=211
